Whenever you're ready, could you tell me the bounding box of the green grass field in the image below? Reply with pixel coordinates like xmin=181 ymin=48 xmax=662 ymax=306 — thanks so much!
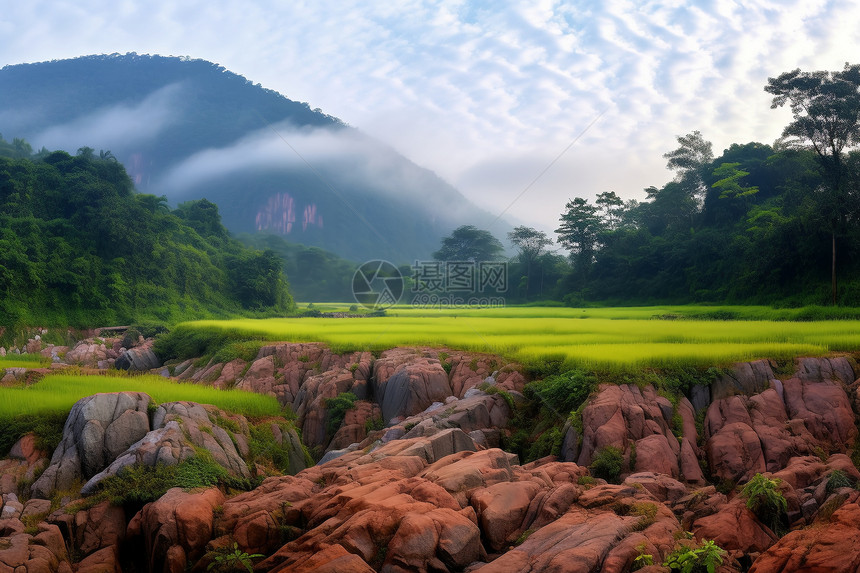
xmin=174 ymin=305 xmax=860 ymax=369
xmin=0 ymin=353 xmax=49 ymax=370
xmin=0 ymin=374 xmax=283 ymax=420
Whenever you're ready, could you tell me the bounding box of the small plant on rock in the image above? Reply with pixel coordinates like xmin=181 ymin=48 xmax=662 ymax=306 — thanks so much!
xmin=663 ymin=539 xmax=726 ymax=573
xmin=741 ymin=473 xmax=788 ymax=535
xmin=826 ymin=469 xmax=854 ymax=493
xmin=589 ymin=446 xmax=624 ymax=484
xmin=206 ymin=542 xmax=263 ymax=573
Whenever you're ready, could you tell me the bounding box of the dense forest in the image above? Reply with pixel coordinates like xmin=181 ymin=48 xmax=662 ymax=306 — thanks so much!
xmin=492 ymin=64 xmax=860 ymax=306
xmin=550 ymin=140 xmax=860 ymax=306
xmin=0 ymin=140 xmax=294 ymax=330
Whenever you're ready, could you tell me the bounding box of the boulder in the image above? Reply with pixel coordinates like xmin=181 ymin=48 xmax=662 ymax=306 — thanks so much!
xmin=577 ymin=383 xmax=684 ymax=478
xmin=114 ymin=341 xmax=161 ymax=371
xmin=373 ymin=349 xmax=453 ymax=423
xmin=31 ymin=392 xmax=151 ymax=498
xmin=136 ymin=487 xmax=224 ymax=573
xmin=709 ymin=360 xmax=775 ymax=402
xmin=471 ymin=481 xmax=542 ymax=551
xmin=692 ymin=498 xmax=778 ymax=555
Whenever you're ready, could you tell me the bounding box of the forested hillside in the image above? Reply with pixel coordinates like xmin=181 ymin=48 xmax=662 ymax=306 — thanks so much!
xmin=0 ymin=143 xmax=294 ymax=329
xmin=0 ymin=54 xmax=499 ymax=262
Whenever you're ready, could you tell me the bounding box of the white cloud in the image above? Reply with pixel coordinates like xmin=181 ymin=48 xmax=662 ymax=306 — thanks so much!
xmin=31 ymin=83 xmax=181 ymax=152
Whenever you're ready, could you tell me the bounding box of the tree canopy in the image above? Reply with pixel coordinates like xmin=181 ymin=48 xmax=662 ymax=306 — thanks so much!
xmin=0 ymin=139 xmax=295 ymax=329
xmin=432 ymin=225 xmax=504 ymax=262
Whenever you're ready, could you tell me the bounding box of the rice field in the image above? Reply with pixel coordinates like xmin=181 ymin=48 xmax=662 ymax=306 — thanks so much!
xmin=0 ymin=374 xmax=283 ymax=420
xmin=177 ymin=305 xmax=860 ymax=369
xmin=0 ymin=353 xmax=48 ymax=369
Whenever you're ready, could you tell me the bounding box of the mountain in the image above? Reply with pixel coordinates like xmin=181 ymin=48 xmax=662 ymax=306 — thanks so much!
xmin=0 ymin=53 xmax=500 ymax=262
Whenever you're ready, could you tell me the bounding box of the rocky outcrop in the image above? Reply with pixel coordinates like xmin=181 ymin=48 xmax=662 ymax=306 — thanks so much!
xmin=704 ymin=357 xmax=857 ymax=483
xmin=750 ymin=490 xmax=860 ymax=572
xmin=576 ymin=383 xmax=703 ymax=483
xmin=31 ymin=392 xmax=152 ymax=498
xmin=130 ymin=487 xmax=225 ymax=573
xmin=0 ymin=520 xmax=70 ymax=573
xmin=30 ymin=392 xmax=306 ymax=499
xmin=0 ymin=434 xmax=48 ymax=495
xmin=81 ymin=401 xmax=273 ymax=494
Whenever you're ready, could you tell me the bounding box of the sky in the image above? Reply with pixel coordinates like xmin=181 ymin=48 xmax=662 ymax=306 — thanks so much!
xmin=2 ymin=0 xmax=859 ymax=233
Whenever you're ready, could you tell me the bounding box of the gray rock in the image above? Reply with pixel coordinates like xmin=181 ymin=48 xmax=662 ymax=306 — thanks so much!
xmin=689 ymin=384 xmax=710 ymax=413
xmin=397 ymin=428 xmax=477 ymax=463
xmin=800 ymin=497 xmax=818 ymax=522
xmin=1 ymin=499 xmax=23 ymax=520
xmin=31 ymin=392 xmax=151 ymax=499
xmin=710 ymin=360 xmax=775 ymax=401
xmin=559 ymin=421 xmax=580 ymax=463
xmin=114 ymin=345 xmax=161 ymax=371
xmin=318 ymin=443 xmax=360 ymax=465
xmin=373 ymin=354 xmax=453 ymax=423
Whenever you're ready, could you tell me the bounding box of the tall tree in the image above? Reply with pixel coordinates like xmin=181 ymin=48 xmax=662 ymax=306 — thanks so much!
xmin=663 ymin=131 xmax=714 ymax=205
xmin=556 ymin=198 xmax=601 ymax=267
xmin=432 ymin=225 xmax=504 ymax=262
xmin=765 ymin=63 xmax=860 ymax=304
xmin=508 ymin=226 xmax=553 ymax=299
xmin=595 ymin=191 xmax=624 ymax=229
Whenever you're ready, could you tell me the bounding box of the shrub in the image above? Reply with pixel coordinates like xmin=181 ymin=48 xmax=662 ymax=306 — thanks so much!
xmin=174 ymin=454 xmax=227 ymax=489
xmin=589 ymin=446 xmax=624 ymax=483
xmin=525 ymin=369 xmax=596 ymax=417
xmin=323 ymin=392 xmax=357 ymax=437
xmin=826 ymin=469 xmax=854 ymax=493
xmin=663 ymin=539 xmax=726 ymax=573
xmin=248 ymin=420 xmax=311 ymax=473
xmin=741 ymin=473 xmax=788 ymax=534
xmin=526 ymin=426 xmax=562 ymax=462
xmin=364 ymin=416 xmax=384 ymax=433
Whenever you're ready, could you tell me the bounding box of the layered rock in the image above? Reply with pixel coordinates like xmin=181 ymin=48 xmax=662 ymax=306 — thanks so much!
xmin=704 ymin=357 xmax=857 ymax=483
xmin=576 ymin=383 xmax=703 ymax=483
xmin=31 ymin=392 xmax=152 ymax=498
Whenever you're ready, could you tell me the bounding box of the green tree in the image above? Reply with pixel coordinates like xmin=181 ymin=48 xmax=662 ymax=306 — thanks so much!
xmin=663 ymin=130 xmax=714 ymax=203
xmin=595 ymin=191 xmax=624 ymax=229
xmin=765 ymin=63 xmax=860 ymax=304
xmin=556 ymin=197 xmax=601 ymax=266
xmin=508 ymin=226 xmax=552 ymax=300
xmin=432 ymin=225 xmax=504 ymax=262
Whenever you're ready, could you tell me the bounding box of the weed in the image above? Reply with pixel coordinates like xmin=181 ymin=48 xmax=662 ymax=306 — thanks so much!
xmin=323 ymin=392 xmax=357 ymax=438
xmin=741 ymin=474 xmax=788 ymax=534
xmin=827 ymin=469 xmax=855 ymax=493
xmin=663 ymin=539 xmax=726 ymax=573
xmin=514 ymin=529 xmax=534 ymax=545
xmin=364 ymin=415 xmax=384 ymax=433
xmin=206 ymin=542 xmax=263 ymax=573
xmin=589 ymin=446 xmax=624 ymax=483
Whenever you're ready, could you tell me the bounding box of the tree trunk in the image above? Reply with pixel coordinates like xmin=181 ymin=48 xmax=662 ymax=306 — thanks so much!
xmin=832 ymin=231 xmax=837 ymax=306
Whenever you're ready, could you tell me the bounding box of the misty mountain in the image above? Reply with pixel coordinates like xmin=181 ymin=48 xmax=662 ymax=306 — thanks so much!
xmin=0 ymin=53 xmax=500 ymax=262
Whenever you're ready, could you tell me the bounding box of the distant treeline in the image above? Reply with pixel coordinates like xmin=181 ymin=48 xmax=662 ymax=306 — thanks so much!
xmin=0 ymin=140 xmax=294 ymax=329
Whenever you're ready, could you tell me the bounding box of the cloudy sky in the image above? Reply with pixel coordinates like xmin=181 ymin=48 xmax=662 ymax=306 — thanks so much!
xmin=1 ymin=0 xmax=858 ymax=232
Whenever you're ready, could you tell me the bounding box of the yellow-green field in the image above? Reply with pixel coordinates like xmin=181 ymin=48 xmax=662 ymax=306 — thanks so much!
xmin=0 ymin=374 xmax=282 ymax=419
xmin=0 ymin=353 xmax=48 ymax=370
xmin=179 ymin=305 xmax=860 ymax=369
